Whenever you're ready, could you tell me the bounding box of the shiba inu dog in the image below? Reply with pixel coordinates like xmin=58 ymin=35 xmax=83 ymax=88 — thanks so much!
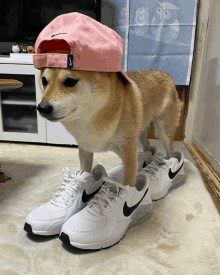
xmin=37 ymin=67 xmax=182 ymax=187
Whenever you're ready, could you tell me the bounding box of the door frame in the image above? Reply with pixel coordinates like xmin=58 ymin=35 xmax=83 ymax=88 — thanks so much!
xmin=184 ymin=0 xmax=220 ymax=212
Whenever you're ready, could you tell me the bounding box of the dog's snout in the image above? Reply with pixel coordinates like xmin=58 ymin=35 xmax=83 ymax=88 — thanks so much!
xmin=37 ymin=102 xmax=53 ymax=115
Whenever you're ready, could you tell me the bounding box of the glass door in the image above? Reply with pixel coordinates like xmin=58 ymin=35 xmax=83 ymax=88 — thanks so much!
xmin=0 ymin=74 xmax=38 ymax=134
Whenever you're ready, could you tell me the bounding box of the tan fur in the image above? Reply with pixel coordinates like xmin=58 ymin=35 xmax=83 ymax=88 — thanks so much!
xmin=37 ymin=68 xmax=182 ymax=186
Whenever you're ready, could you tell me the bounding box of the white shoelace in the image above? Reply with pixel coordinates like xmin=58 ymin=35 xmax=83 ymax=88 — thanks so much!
xmin=50 ymin=167 xmax=86 ymax=207
xmin=143 ymin=152 xmax=168 ymax=176
xmin=87 ymin=177 xmax=129 ymax=218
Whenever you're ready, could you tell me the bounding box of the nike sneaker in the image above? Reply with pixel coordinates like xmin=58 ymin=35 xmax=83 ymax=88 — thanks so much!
xmin=24 ymin=164 xmax=107 ymax=236
xmin=59 ymin=172 xmax=152 ymax=250
xmin=107 ymin=146 xmax=158 ymax=183
xmin=142 ymin=150 xmax=185 ymax=201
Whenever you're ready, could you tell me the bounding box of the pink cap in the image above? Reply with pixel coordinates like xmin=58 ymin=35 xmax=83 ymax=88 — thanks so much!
xmin=33 ymin=12 xmax=131 ymax=83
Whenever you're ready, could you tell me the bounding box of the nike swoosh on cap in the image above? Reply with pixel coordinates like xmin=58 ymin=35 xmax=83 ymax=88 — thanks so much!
xmin=82 ymin=181 xmax=105 ymax=203
xmin=169 ymin=162 xmax=184 ymax=179
xmin=51 ymin=33 xmax=68 ymax=38
xmin=123 ymin=188 xmax=149 ymax=217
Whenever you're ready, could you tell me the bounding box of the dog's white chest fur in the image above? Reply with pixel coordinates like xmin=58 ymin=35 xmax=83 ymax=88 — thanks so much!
xmin=61 ymin=119 xmax=114 ymax=152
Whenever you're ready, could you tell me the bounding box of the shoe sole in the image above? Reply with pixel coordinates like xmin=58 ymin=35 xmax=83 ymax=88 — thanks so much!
xmin=152 ymin=173 xmax=185 ymax=201
xmin=59 ymin=201 xmax=152 ymax=250
xmin=24 ymin=222 xmax=61 ymax=236
xmin=23 ymin=198 xmax=93 ymax=236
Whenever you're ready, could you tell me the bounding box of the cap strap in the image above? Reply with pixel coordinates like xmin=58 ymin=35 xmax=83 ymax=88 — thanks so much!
xmin=67 ymin=54 xmax=74 ymax=69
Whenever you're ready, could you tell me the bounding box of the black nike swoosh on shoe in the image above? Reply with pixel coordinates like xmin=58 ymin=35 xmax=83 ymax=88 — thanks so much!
xmin=82 ymin=181 xmax=105 ymax=203
xmin=142 ymin=161 xmax=147 ymax=168
xmin=123 ymin=188 xmax=149 ymax=217
xmin=169 ymin=162 xmax=184 ymax=179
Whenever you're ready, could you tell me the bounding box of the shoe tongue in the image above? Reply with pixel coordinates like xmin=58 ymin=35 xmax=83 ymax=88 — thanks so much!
xmin=154 ymin=153 xmax=166 ymax=165
xmin=108 ymin=185 xmax=118 ymax=195
xmin=169 ymin=157 xmax=178 ymax=162
xmin=92 ymin=186 xmax=118 ymax=214
xmin=107 ymin=185 xmax=126 ymax=198
xmin=156 ymin=152 xmax=165 ymax=159
xmin=168 ymin=158 xmax=179 ymax=166
xmin=75 ymin=170 xmax=92 ymax=180
xmin=139 ymin=151 xmax=152 ymax=160
xmin=144 ymin=152 xmax=165 ymax=175
xmin=157 ymin=157 xmax=178 ymax=169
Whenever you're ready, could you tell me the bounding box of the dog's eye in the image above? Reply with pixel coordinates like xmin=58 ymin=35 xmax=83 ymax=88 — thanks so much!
xmin=42 ymin=76 xmax=48 ymax=86
xmin=63 ymin=78 xmax=79 ymax=87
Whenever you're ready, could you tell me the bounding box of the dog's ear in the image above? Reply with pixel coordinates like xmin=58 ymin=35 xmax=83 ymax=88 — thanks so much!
xmin=38 ymin=67 xmax=46 ymax=76
xmin=116 ymin=72 xmax=130 ymax=86
xmin=107 ymin=72 xmax=129 ymax=86
xmin=106 ymin=72 xmax=114 ymax=77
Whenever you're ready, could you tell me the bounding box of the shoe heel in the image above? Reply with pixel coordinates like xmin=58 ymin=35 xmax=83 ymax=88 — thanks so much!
xmin=172 ymin=174 xmax=185 ymax=189
xmin=128 ymin=203 xmax=152 ymax=229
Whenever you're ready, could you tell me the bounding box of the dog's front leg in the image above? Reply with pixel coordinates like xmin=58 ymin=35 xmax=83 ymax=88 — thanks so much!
xmin=79 ymin=146 xmax=94 ymax=173
xmin=117 ymin=141 xmax=137 ymax=187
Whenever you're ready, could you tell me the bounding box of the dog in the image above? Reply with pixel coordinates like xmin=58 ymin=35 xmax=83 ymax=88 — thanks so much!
xmin=37 ymin=67 xmax=182 ymax=187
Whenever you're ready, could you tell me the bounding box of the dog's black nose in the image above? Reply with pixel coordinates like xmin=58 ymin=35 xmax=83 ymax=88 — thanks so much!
xmin=37 ymin=102 xmax=53 ymax=115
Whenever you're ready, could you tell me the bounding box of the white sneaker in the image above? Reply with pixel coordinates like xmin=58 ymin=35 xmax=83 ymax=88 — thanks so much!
xmin=143 ymin=150 xmax=185 ymax=201
xmin=59 ymin=173 xmax=152 ymax=250
xmin=24 ymin=164 xmax=107 ymax=236
xmin=107 ymin=146 xmax=158 ymax=183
